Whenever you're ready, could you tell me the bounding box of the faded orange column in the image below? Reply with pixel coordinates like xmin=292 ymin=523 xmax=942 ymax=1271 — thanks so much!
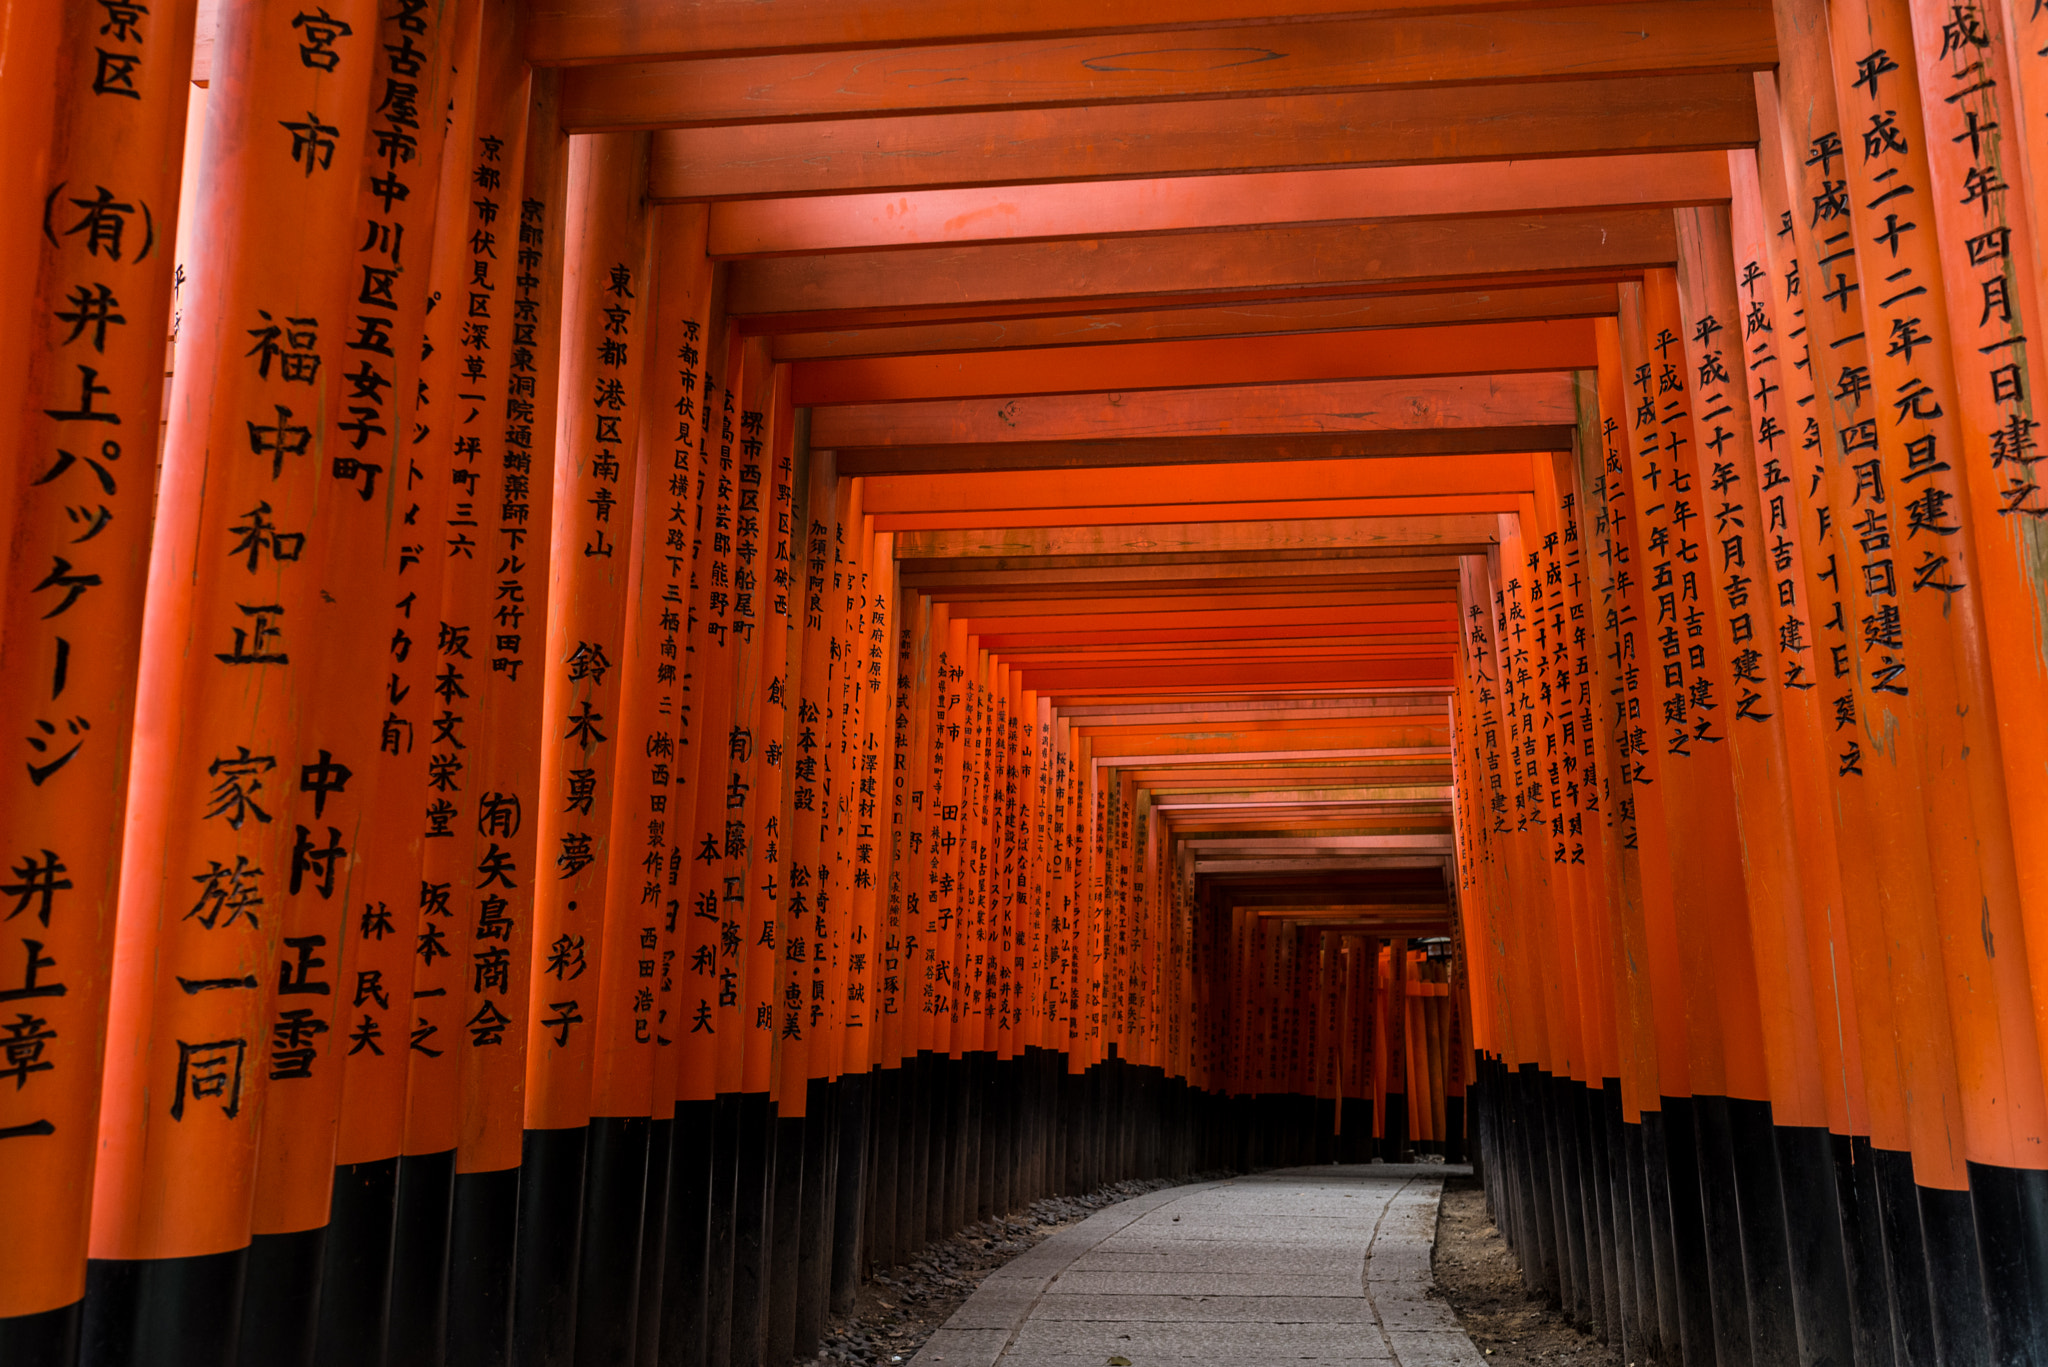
xmin=87 ymin=0 xmax=376 ymax=1357
xmin=0 ymin=0 xmax=197 ymax=1339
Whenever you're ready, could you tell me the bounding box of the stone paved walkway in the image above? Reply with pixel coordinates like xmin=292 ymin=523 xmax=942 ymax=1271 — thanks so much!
xmin=909 ymin=1165 xmax=1487 ymax=1367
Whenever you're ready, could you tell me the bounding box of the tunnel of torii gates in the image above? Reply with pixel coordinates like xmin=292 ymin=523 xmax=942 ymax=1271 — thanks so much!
xmin=3 ymin=0 xmax=2048 ymax=1365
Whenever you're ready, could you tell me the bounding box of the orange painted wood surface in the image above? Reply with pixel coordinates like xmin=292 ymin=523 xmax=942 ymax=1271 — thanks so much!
xmin=560 ymin=3 xmax=1774 ymax=129
xmin=649 ymin=75 xmax=1758 ymax=200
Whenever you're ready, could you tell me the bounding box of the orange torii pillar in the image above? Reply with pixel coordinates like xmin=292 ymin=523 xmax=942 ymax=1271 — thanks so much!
xmin=1827 ymin=0 xmax=2048 ymax=1354
xmin=506 ymin=127 xmax=651 ymax=1367
xmin=86 ymin=2 xmax=377 ymax=1361
xmin=1736 ymin=105 xmax=1901 ymax=1367
xmin=0 ymin=0 xmax=195 ymax=1357
xmin=673 ymin=314 xmax=742 ymax=1367
xmin=299 ymin=1 xmax=464 ymax=1362
xmin=618 ymin=199 xmax=716 ymax=1367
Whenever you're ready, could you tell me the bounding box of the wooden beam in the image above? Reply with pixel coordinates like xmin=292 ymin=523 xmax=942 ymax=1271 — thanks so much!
xmin=944 ymin=568 xmax=1460 ymax=601
xmin=837 ymin=429 xmax=1577 ymax=475
xmin=722 ymin=159 xmax=1725 ymax=259
xmin=813 ymin=373 xmax=1574 ymax=447
xmin=1061 ymin=698 xmax=1447 ymax=723
xmin=948 ymin=588 xmax=1455 ymax=620
xmin=649 ymin=74 xmax=1759 ymax=199
xmin=1030 ymin=659 xmax=1456 ymax=691
xmin=998 ymin=642 xmax=1460 ymax=665
xmin=529 ymin=0 xmax=1682 ymax=62
xmin=878 ymin=496 xmax=1518 ymax=529
xmin=560 ymin=4 xmax=1773 ymax=127
xmin=791 ymin=320 xmax=1597 ymax=404
xmin=768 ymin=285 xmax=1623 ymax=362
xmin=892 ymin=515 xmax=1500 ymax=559
xmin=863 ymin=453 xmax=1539 ymax=514
xmin=728 ymin=212 xmax=1678 ymax=321
xmin=980 ymin=624 xmax=1462 ymax=650
xmin=901 ymin=556 xmax=1467 ymax=590
xmin=962 ymin=606 xmax=1459 ymax=638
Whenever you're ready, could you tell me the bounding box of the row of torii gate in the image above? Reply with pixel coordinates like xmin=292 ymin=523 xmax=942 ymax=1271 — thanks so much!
xmin=1 ymin=1 xmax=2046 ymax=1366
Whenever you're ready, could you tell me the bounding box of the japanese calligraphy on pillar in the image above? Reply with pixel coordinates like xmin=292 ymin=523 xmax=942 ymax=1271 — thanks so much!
xmin=91 ymin=0 xmax=378 ymax=1270
xmin=0 ymin=0 xmax=197 ymax=1317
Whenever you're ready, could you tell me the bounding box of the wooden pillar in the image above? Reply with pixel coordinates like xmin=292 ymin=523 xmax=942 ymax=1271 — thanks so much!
xmin=0 ymin=0 xmax=197 ymax=1350
xmin=85 ymin=3 xmax=377 ymax=1360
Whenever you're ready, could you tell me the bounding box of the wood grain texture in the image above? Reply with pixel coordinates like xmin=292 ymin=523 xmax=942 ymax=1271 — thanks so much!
xmin=651 ymin=74 xmax=1759 ymax=199
xmin=561 ymin=3 xmax=1774 ymax=127
xmin=729 ymin=211 xmax=1680 ymax=316
xmin=812 ymin=373 xmax=1576 ymax=446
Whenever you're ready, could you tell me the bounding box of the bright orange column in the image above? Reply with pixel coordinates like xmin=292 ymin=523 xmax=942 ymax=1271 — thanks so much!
xmin=0 ymin=0 xmax=198 ymax=1320
xmin=592 ymin=202 xmax=713 ymax=1126
xmin=732 ymin=342 xmax=790 ymax=1097
xmin=1668 ymin=209 xmax=1832 ymax=1133
xmin=676 ymin=320 xmax=742 ymax=1101
xmin=523 ymin=129 xmax=651 ymax=1137
xmin=1905 ymin=0 xmax=2048 ymax=1126
xmin=92 ymin=0 xmax=377 ymax=1277
xmin=1823 ymin=0 xmax=2047 ymax=1188
xmin=1722 ymin=139 xmax=1871 ymax=1143
xmin=331 ymin=0 xmax=480 ymax=1197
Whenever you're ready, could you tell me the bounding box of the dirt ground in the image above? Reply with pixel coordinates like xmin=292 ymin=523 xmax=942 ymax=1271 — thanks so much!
xmin=813 ymin=1174 xmax=1230 ymax=1365
xmin=1431 ymin=1175 xmax=1624 ymax=1367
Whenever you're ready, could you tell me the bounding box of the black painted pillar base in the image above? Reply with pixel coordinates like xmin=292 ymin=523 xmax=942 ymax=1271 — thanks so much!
xmin=0 ymin=1299 xmax=81 ymax=1367
xmin=82 ymin=1247 xmax=248 ymax=1367
xmin=1638 ymin=1105 xmax=1683 ymax=1366
xmin=660 ymin=1099 xmax=715 ymax=1367
xmin=1918 ymin=1181 xmax=1990 ymax=1367
xmin=635 ymin=1115 xmax=673 ymax=1367
xmin=794 ymin=1077 xmax=836 ymax=1357
xmin=1872 ymin=1145 xmax=1938 ymax=1367
xmin=1969 ymin=1161 xmax=2048 ymax=1367
xmin=389 ymin=1149 xmax=458 ymax=1367
xmin=705 ymin=1095 xmax=741 ymax=1367
xmin=445 ymin=1164 xmax=517 ymax=1367
xmin=1832 ymin=1135 xmax=1897 ymax=1367
xmin=238 ymin=1225 xmax=326 ymax=1367
xmin=575 ymin=1115 xmax=652 ymax=1367
xmin=1773 ymin=1124 xmax=1855 ymax=1367
xmin=831 ymin=1071 xmax=870 ymax=1314
xmin=727 ymin=1093 xmax=774 ymax=1367
xmin=766 ymin=1112 xmax=806 ymax=1367
xmin=314 ymin=1157 xmax=398 ymax=1367
xmin=512 ymin=1126 xmax=588 ymax=1367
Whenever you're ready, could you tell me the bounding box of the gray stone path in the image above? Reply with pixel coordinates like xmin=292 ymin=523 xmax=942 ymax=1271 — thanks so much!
xmin=908 ymin=1165 xmax=1487 ymax=1367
